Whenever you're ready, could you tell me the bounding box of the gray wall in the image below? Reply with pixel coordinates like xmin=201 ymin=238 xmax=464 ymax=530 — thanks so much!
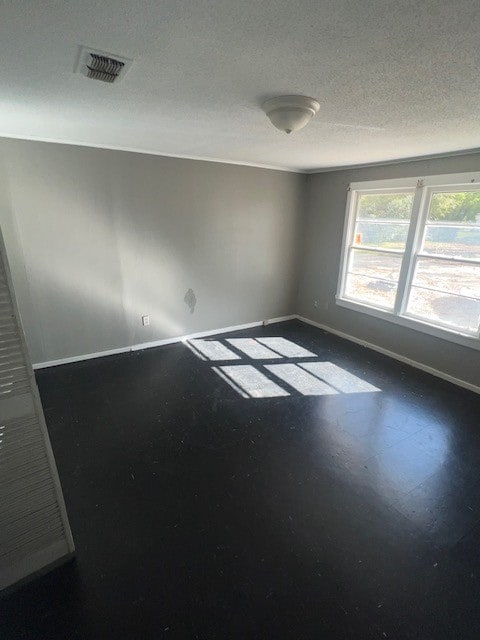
xmin=2 ymin=136 xmax=478 ymax=385
xmin=298 ymin=153 xmax=480 ymax=388
xmin=0 ymin=139 xmax=305 ymax=364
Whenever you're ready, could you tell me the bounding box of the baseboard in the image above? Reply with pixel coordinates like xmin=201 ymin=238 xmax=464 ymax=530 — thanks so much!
xmin=33 ymin=345 xmax=131 ymax=369
xmin=296 ymin=315 xmax=480 ymax=396
xmin=33 ymin=312 xmax=478 ymax=393
xmin=33 ymin=315 xmax=297 ymax=369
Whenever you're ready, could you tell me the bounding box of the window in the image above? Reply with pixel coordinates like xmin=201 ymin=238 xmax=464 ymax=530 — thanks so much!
xmin=337 ymin=173 xmax=480 ymax=348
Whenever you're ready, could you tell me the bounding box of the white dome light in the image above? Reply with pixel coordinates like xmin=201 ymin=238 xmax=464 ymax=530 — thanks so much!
xmin=262 ymin=95 xmax=320 ymax=134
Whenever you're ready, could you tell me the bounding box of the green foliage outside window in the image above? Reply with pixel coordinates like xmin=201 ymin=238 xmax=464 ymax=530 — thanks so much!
xmin=356 ymin=192 xmax=480 ymax=249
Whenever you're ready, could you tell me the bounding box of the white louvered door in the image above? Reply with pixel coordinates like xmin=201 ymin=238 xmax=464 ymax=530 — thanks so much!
xmin=0 ymin=228 xmax=74 ymax=591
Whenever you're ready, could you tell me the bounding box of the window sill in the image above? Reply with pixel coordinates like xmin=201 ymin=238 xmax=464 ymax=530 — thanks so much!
xmin=335 ymin=296 xmax=480 ymax=351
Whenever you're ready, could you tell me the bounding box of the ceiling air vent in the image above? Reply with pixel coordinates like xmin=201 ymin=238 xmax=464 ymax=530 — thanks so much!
xmin=75 ymin=46 xmax=133 ymax=83
xmin=87 ymin=54 xmax=124 ymax=83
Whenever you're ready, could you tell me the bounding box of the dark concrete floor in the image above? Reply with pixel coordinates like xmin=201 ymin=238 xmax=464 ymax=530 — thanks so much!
xmin=2 ymin=320 xmax=480 ymax=639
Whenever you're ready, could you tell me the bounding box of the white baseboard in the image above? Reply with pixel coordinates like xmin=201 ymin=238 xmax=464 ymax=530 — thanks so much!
xmin=296 ymin=315 xmax=480 ymax=396
xmin=33 ymin=315 xmax=296 ymax=370
xmin=33 ymin=312 xmax=478 ymax=395
xmin=33 ymin=345 xmax=131 ymax=369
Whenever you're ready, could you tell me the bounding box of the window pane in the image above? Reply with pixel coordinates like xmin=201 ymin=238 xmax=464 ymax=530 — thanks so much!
xmin=354 ymin=221 xmax=410 ymax=250
xmin=345 ymin=273 xmax=397 ymax=309
xmin=423 ymin=191 xmax=480 ymax=260
xmin=412 ymin=258 xmax=480 ymax=299
xmin=422 ymin=225 xmax=480 ymax=260
xmin=357 ymin=193 xmax=415 ymax=221
xmin=427 ymin=191 xmax=480 ymax=224
xmin=350 ymin=249 xmax=403 ymax=282
xmin=406 ymin=286 xmax=480 ymax=334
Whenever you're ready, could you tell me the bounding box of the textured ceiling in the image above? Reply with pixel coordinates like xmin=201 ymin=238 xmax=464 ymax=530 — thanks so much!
xmin=1 ymin=0 xmax=480 ymax=171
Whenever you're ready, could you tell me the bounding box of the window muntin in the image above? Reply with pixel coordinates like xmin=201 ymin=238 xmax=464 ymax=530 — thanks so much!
xmin=338 ymin=178 xmax=480 ymax=343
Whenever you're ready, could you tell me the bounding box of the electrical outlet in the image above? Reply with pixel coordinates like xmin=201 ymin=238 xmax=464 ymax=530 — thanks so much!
xmin=142 ymin=315 xmax=150 ymax=326
xmin=314 ymin=300 xmax=319 ymax=308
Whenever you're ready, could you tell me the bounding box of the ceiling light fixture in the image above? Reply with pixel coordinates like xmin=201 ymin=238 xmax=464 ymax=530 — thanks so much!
xmin=262 ymin=95 xmax=320 ymax=134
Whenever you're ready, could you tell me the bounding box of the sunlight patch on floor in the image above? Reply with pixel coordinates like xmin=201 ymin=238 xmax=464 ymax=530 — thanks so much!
xmin=187 ymin=336 xmax=381 ymax=398
xmin=265 ymin=364 xmax=338 ymax=396
xmin=217 ymin=365 xmax=289 ymax=398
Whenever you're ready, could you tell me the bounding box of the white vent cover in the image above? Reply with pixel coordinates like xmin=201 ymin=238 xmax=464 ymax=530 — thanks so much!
xmin=0 ymin=228 xmax=74 ymax=591
xmin=75 ymin=46 xmax=133 ymax=83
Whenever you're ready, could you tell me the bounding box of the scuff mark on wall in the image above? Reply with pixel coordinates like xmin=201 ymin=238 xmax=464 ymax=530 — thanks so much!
xmin=184 ymin=288 xmax=197 ymax=314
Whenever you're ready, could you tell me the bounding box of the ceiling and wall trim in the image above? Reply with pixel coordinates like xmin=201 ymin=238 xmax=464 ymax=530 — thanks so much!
xmin=0 ymin=133 xmax=303 ymax=174
xmin=2 ymin=132 xmax=480 ymax=176
xmin=304 ymin=147 xmax=480 ymax=175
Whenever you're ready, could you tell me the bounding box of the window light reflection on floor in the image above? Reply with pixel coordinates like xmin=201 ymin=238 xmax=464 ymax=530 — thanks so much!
xmin=264 ymin=364 xmax=338 ymax=396
xmin=186 ymin=339 xmax=240 ymax=361
xmin=226 ymin=338 xmax=282 ymax=359
xmin=256 ymin=337 xmax=316 ymax=358
xmin=187 ymin=336 xmax=381 ymax=398
xmin=217 ymin=365 xmax=289 ymax=398
xmin=299 ymin=362 xmax=380 ymax=393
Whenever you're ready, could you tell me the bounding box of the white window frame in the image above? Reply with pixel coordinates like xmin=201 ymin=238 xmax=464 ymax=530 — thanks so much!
xmin=336 ymin=171 xmax=480 ymax=351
